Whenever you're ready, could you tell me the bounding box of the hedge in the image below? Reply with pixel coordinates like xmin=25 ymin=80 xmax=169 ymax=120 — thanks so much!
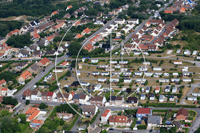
xmin=140 ymin=103 xmax=196 ymax=108
xmin=137 ymin=125 xmax=147 ymax=129
xmin=67 ymin=110 xmax=81 ymax=131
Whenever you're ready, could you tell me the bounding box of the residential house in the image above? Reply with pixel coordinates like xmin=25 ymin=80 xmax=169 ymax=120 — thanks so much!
xmin=187 ymin=97 xmax=197 ymax=101
xmin=149 ymin=94 xmax=155 ymax=101
xmin=173 ymin=121 xmax=185 ymax=132
xmin=63 ymin=13 xmax=71 ymax=19
xmin=90 ymin=96 xmax=106 ymax=106
xmin=46 ymin=92 xmax=56 ymax=102
xmin=81 ymin=28 xmax=91 ymax=36
xmin=176 ymin=108 xmax=188 ymax=121
xmin=115 ymin=19 xmax=126 ymax=25
xmin=82 ymin=105 xmax=98 ymax=117
xmin=49 ymin=22 xmax=66 ymax=32
xmin=109 ymin=116 xmax=132 ymax=127
xmin=17 ymin=50 xmax=30 ymax=58
xmin=37 ymin=57 xmax=50 ymax=67
xmin=136 ymin=108 xmax=152 ymax=119
xmin=172 ymin=87 xmax=177 ymax=93
xmin=18 ymin=71 xmax=32 ymax=85
xmin=159 ymin=95 xmax=165 ymax=102
xmin=0 ymin=79 xmax=6 ymax=86
xmin=87 ymin=124 xmax=101 ymax=133
xmin=29 ymin=63 xmax=39 ymax=74
xmin=37 ymin=38 xmax=49 ymax=47
xmin=84 ymin=43 xmax=93 ymax=52
xmin=101 ymin=109 xmax=111 ymax=123
xmin=30 ymin=119 xmax=44 ymax=129
xmin=147 ymin=116 xmax=162 ymax=130
xmin=25 ymin=107 xmax=40 ymax=122
xmin=169 ymin=95 xmax=175 ymax=101
xmin=155 ymin=87 xmax=160 ymax=94
xmin=173 ymin=61 xmax=182 ymax=65
xmin=33 ymin=50 xmax=43 ymax=58
xmin=140 ymin=94 xmax=146 ymax=100
xmin=31 ymin=90 xmax=42 ymax=100
xmin=22 ymin=89 xmax=32 ymax=100
xmin=127 ymin=19 xmax=139 ymax=24
xmin=56 ymin=93 xmax=72 ymax=102
xmin=75 ymin=34 xmax=83 ymax=39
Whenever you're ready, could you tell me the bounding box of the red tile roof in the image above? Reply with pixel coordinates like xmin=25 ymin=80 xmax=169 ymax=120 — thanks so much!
xmin=52 ymin=11 xmax=59 ymax=15
xmin=61 ymin=61 xmax=69 ymax=66
xmin=47 ymin=92 xmax=54 ymax=97
xmin=46 ymin=35 xmax=54 ymax=41
xmin=137 ymin=108 xmax=151 ymax=114
xmin=102 ymin=109 xmax=111 ymax=117
xmin=83 ymin=28 xmax=91 ymax=34
xmin=32 ymin=119 xmax=43 ymax=124
xmin=0 ymin=79 xmax=6 ymax=85
xmin=75 ymin=34 xmax=83 ymax=39
xmin=68 ymin=5 xmax=72 ymax=9
xmin=39 ymin=57 xmax=50 ymax=65
xmin=109 ymin=116 xmax=127 ymax=123
xmin=20 ymin=71 xmax=32 ymax=80
xmin=155 ymin=87 xmax=160 ymax=90
xmin=25 ymin=107 xmax=39 ymax=115
xmin=84 ymin=43 xmax=93 ymax=51
xmin=23 ymin=89 xmax=32 ymax=96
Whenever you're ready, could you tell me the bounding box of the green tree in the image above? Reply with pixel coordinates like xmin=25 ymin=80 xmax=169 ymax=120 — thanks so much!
xmin=39 ymin=103 xmax=48 ymax=109
xmin=19 ymin=114 xmax=26 ymax=124
xmin=26 ymin=100 xmax=30 ymax=105
xmin=66 ymin=70 xmax=71 ymax=77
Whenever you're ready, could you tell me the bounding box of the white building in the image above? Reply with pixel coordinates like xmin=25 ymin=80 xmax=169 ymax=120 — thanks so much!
xmin=140 ymin=94 xmax=146 ymax=100
xmin=159 ymin=95 xmax=165 ymax=102
xmin=110 ymin=78 xmax=119 ymax=82
xmin=173 ymin=61 xmax=182 ymax=65
xmin=153 ymin=67 xmax=162 ymax=71
xmin=135 ymin=72 xmax=143 ymax=76
xmin=182 ymin=78 xmax=192 ymax=82
xmin=159 ymin=79 xmax=169 ymax=83
xmin=101 ymin=109 xmax=111 ymax=124
xmin=124 ymin=78 xmax=132 ymax=83
xmin=94 ymin=84 xmax=102 ymax=91
xmin=187 ymin=97 xmax=197 ymax=101
xmin=91 ymin=59 xmax=99 ymax=63
xmin=172 ymin=87 xmax=177 ymax=93
xmin=184 ymin=49 xmax=191 ymax=55
xmin=144 ymin=72 xmax=153 ymax=77
xmin=98 ymin=78 xmax=107 ymax=83
xmin=139 ymin=67 xmax=148 ymax=72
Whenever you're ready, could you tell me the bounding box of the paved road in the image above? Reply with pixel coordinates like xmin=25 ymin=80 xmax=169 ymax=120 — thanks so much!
xmin=81 ymin=16 xmax=118 ymax=46
xmin=13 ymin=55 xmax=68 ymax=103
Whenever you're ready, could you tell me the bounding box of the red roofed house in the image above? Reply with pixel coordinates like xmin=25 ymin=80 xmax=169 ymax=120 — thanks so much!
xmin=0 ymin=79 xmax=6 ymax=86
xmin=138 ymin=44 xmax=158 ymax=51
xmin=22 ymin=89 xmax=32 ymax=100
xmin=84 ymin=43 xmax=93 ymax=52
xmin=6 ymin=29 xmax=20 ymax=39
xmin=51 ymin=11 xmax=59 ymax=17
xmin=18 ymin=71 xmax=32 ymax=85
xmin=46 ymin=35 xmax=54 ymax=42
xmin=101 ymin=109 xmax=111 ymax=123
xmin=60 ymin=61 xmax=69 ymax=66
xmin=109 ymin=116 xmax=132 ymax=126
xmin=173 ymin=61 xmax=182 ymax=65
xmin=155 ymin=87 xmax=160 ymax=93
xmin=30 ymin=119 xmax=44 ymax=129
xmin=26 ymin=107 xmax=40 ymax=122
xmin=49 ymin=22 xmax=66 ymax=32
xmin=176 ymin=108 xmax=188 ymax=121
xmin=179 ymin=7 xmax=186 ymax=13
xmin=0 ymin=87 xmax=8 ymax=96
xmin=46 ymin=92 xmax=56 ymax=102
xmin=75 ymin=34 xmax=83 ymax=39
xmin=136 ymin=108 xmax=152 ymax=119
xmin=81 ymin=28 xmax=91 ymax=36
xmin=37 ymin=57 xmax=50 ymax=67
xmin=141 ymin=35 xmax=154 ymax=42
xmin=164 ymin=8 xmax=173 ymax=14
xmin=66 ymin=5 xmax=73 ymax=11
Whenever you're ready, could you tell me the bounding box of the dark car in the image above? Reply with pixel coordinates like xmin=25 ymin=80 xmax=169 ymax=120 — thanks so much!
xmin=109 ymin=128 xmax=114 ymax=130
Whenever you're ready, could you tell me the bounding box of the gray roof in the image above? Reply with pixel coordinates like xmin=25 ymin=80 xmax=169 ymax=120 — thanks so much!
xmin=82 ymin=105 xmax=96 ymax=115
xmin=173 ymin=121 xmax=184 ymax=128
xmin=91 ymin=127 xmax=101 ymax=133
xmin=30 ymin=63 xmax=39 ymax=71
xmin=148 ymin=116 xmax=162 ymax=124
xmin=37 ymin=39 xmax=46 ymax=46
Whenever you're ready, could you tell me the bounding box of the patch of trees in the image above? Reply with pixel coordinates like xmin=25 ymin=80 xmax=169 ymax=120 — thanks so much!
xmin=56 ymin=104 xmax=79 ymax=115
xmin=0 ymin=71 xmax=17 ymax=84
xmin=39 ymin=103 xmax=48 ymax=109
xmin=0 ymin=116 xmax=21 ymax=133
xmin=108 ymin=0 xmax=132 ymax=10
xmin=1 ymin=96 xmax=18 ymax=106
xmin=0 ymin=21 xmax=23 ymax=37
xmin=6 ymin=33 xmax=32 ymax=48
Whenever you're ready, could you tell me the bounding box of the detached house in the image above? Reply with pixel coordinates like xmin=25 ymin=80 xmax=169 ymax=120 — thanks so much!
xmin=127 ymin=97 xmax=138 ymax=107
xmin=176 ymin=108 xmax=188 ymax=121
xmin=49 ymin=22 xmax=66 ymax=32
xmin=31 ymin=90 xmax=42 ymax=100
xmin=18 ymin=71 xmax=32 ymax=85
xmin=0 ymin=79 xmax=6 ymax=86
xmin=81 ymin=28 xmax=91 ymax=36
xmin=37 ymin=57 xmax=50 ymax=67
xmin=136 ymin=108 xmax=152 ymax=119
